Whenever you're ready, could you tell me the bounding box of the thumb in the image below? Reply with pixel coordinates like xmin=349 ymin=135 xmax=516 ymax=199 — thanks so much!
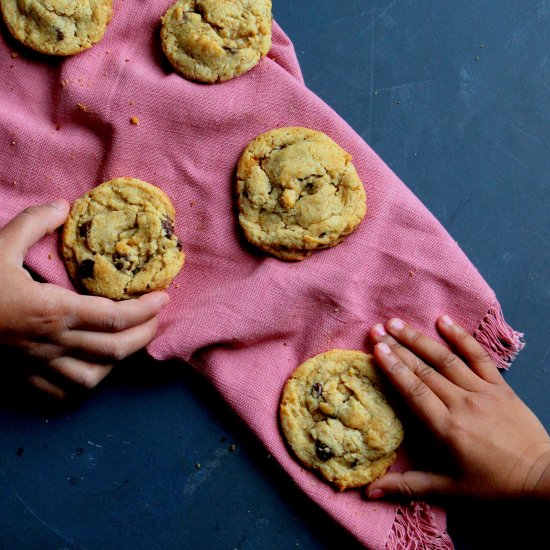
xmin=367 ymin=470 xmax=457 ymax=500
xmin=0 ymin=200 xmax=70 ymax=264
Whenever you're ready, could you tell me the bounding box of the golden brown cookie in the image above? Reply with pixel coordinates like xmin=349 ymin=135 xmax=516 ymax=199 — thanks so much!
xmin=160 ymin=0 xmax=272 ymax=83
xmin=236 ymin=127 xmax=367 ymax=261
xmin=280 ymin=350 xmax=403 ymax=490
xmin=0 ymin=0 xmax=113 ymax=56
xmin=62 ymin=177 xmax=185 ymax=300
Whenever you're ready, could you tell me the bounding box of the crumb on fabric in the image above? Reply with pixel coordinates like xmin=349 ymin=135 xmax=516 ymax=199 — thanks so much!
xmin=10 ymin=52 xmax=18 ymax=58
xmin=77 ymin=103 xmax=87 ymax=112
xmin=130 ymin=116 xmax=140 ymax=125
xmin=55 ymin=123 xmax=62 ymax=131
xmin=408 ymin=270 xmax=416 ymax=277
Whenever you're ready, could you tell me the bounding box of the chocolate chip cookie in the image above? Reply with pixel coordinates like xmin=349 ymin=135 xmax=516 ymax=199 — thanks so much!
xmin=62 ymin=177 xmax=185 ymax=300
xmin=280 ymin=350 xmax=403 ymax=490
xmin=0 ymin=0 xmax=113 ymax=56
xmin=160 ymin=0 xmax=272 ymax=83
xmin=236 ymin=127 xmax=367 ymax=261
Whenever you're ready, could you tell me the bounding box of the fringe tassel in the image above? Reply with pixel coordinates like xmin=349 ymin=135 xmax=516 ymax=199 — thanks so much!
xmin=473 ymin=303 xmax=525 ymax=370
xmin=386 ymin=501 xmax=454 ymax=550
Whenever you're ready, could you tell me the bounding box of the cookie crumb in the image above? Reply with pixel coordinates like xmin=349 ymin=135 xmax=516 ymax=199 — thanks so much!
xmin=130 ymin=116 xmax=140 ymax=125
xmin=10 ymin=52 xmax=18 ymax=58
xmin=228 ymin=444 xmax=237 ymax=453
xmin=76 ymin=102 xmax=87 ymax=112
xmin=10 ymin=140 xmax=16 ymax=146
xmin=195 ymin=463 xmax=201 ymax=469
xmin=55 ymin=123 xmax=62 ymax=131
xmin=190 ymin=200 xmax=196 ymax=207
xmin=61 ymin=79 xmax=69 ymax=88
xmin=12 ymin=180 xmax=17 ymax=186
xmin=128 ymin=100 xmax=135 ymax=106
xmin=48 ymin=253 xmax=53 ymax=260
xmin=408 ymin=270 xmax=416 ymax=277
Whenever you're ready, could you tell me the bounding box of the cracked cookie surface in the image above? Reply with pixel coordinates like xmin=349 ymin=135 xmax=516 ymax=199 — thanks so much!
xmin=236 ymin=127 xmax=367 ymax=260
xmin=160 ymin=0 xmax=272 ymax=83
xmin=280 ymin=350 xmax=403 ymax=490
xmin=62 ymin=177 xmax=185 ymax=300
xmin=1 ymin=0 xmax=113 ymax=55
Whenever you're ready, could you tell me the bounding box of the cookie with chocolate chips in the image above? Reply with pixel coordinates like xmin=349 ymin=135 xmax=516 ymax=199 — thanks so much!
xmin=160 ymin=0 xmax=272 ymax=83
xmin=62 ymin=177 xmax=185 ymax=300
xmin=0 ymin=0 xmax=113 ymax=56
xmin=236 ymin=127 xmax=367 ymax=261
xmin=280 ymin=350 xmax=403 ymax=490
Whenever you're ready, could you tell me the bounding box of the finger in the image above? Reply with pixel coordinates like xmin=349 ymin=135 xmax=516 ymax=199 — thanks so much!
xmin=26 ymin=374 xmax=66 ymax=400
xmin=65 ymin=291 xmax=169 ymax=332
xmin=372 ymin=324 xmax=461 ymax=404
xmin=386 ymin=318 xmax=482 ymax=391
xmin=48 ymin=356 xmax=114 ymax=390
xmin=371 ymin=323 xmax=446 ymax=377
xmin=61 ymin=316 xmax=159 ymax=362
xmin=374 ymin=342 xmax=449 ymax=433
xmin=367 ymin=470 xmax=458 ymax=499
xmin=437 ymin=315 xmax=503 ymax=384
xmin=0 ymin=201 xmax=69 ymax=264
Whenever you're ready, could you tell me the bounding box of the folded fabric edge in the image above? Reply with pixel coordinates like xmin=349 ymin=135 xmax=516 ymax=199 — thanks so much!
xmin=385 ymin=501 xmax=453 ymax=550
xmin=473 ymin=302 xmax=525 ymax=370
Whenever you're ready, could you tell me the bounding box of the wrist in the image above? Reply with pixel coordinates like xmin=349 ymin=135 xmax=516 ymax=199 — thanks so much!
xmin=521 ymin=446 xmax=550 ymax=500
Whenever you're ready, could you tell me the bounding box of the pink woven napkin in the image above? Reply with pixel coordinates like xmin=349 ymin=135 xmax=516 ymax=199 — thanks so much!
xmin=0 ymin=2 xmax=523 ymax=548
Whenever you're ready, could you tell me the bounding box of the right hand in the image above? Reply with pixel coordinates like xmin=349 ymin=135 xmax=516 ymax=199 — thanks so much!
xmin=367 ymin=316 xmax=550 ymax=501
xmin=0 ymin=200 xmax=170 ymax=399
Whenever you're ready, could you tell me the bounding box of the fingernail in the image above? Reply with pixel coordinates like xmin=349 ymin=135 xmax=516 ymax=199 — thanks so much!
xmin=440 ymin=314 xmax=453 ymax=326
xmin=373 ymin=323 xmax=387 ymax=337
xmin=50 ymin=199 xmax=68 ymax=210
xmin=389 ymin=318 xmax=404 ymax=331
xmin=161 ymin=293 xmax=170 ymax=306
xmin=368 ymin=488 xmax=385 ymax=499
xmin=377 ymin=342 xmax=391 ymax=354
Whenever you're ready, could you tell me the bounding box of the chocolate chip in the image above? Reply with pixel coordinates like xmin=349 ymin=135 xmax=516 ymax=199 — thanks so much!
xmin=78 ymin=220 xmax=92 ymax=237
xmin=315 ymin=442 xmax=333 ymax=461
xmin=78 ymin=259 xmax=95 ymax=279
xmin=56 ymin=29 xmax=64 ymax=41
xmin=161 ymin=216 xmax=174 ymax=238
xmin=113 ymin=253 xmax=130 ymax=271
xmin=311 ymin=382 xmax=323 ymax=398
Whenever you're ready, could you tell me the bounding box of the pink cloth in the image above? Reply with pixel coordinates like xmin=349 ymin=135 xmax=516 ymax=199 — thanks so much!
xmin=0 ymin=2 xmax=523 ymax=548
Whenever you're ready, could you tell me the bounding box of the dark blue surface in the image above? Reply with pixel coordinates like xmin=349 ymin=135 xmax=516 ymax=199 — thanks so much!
xmin=1 ymin=1 xmax=549 ymax=549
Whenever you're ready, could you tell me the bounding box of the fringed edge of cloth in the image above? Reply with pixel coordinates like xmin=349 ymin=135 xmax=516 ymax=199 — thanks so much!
xmin=473 ymin=302 xmax=525 ymax=370
xmin=386 ymin=501 xmax=454 ymax=550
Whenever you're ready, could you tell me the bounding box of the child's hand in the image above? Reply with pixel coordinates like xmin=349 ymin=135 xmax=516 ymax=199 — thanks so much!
xmin=368 ymin=316 xmax=550 ymax=500
xmin=0 ymin=200 xmax=169 ymax=399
